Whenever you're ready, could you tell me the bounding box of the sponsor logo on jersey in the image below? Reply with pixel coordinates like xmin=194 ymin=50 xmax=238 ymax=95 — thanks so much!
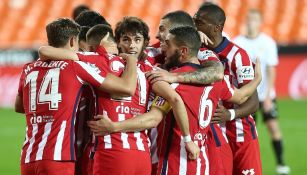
xmin=86 ymin=62 xmax=101 ymax=74
xmin=242 ymin=169 xmax=255 ymax=175
xmin=30 ymin=114 xmax=54 ymax=124
xmin=238 ymin=66 xmax=254 ymax=80
xmin=115 ymin=103 xmax=130 ymax=114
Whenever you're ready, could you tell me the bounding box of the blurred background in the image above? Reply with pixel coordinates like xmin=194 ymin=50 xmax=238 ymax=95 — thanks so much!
xmin=0 ymin=0 xmax=306 ymax=174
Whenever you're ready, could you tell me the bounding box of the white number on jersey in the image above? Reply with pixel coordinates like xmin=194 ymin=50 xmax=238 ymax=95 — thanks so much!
xmin=25 ymin=68 xmax=62 ymax=111
xmin=198 ymin=86 xmax=213 ymax=128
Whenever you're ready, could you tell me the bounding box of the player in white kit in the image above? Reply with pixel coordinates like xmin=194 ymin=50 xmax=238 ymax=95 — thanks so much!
xmin=234 ymin=9 xmax=290 ymax=175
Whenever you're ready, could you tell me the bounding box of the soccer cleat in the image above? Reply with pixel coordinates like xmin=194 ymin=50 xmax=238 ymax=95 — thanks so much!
xmin=276 ymin=165 xmax=290 ymax=175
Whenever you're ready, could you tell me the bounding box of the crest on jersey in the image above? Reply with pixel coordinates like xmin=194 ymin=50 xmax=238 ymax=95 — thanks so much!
xmin=197 ymin=49 xmax=218 ymax=61
xmin=154 ymin=96 xmax=166 ymax=106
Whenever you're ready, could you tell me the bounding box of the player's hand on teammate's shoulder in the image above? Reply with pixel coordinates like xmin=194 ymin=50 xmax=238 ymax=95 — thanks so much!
xmin=211 ymin=104 xmax=231 ymax=123
xmin=87 ymin=115 xmax=115 ymax=136
xmin=145 ymin=67 xmax=178 ymax=84
xmin=185 ymin=141 xmax=200 ymax=160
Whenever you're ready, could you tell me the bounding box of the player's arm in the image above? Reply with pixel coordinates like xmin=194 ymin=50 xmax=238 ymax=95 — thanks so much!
xmin=213 ymin=56 xmax=259 ymax=123
xmin=151 ymin=81 xmax=190 ymax=137
xmin=14 ymin=94 xmax=24 ymax=113
xmin=73 ymin=55 xmax=137 ymax=96
xmin=146 ymin=60 xmax=224 ymax=84
xmin=38 ymin=46 xmax=79 ymax=61
xmin=99 ymin=53 xmax=137 ymax=96
xmin=88 ymin=106 xmax=165 ymax=135
xmin=227 ymin=58 xmax=262 ymax=104
xmin=151 ymin=81 xmax=200 ymax=160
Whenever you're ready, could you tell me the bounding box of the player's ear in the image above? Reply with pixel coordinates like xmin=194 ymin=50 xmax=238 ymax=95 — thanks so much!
xmin=180 ymin=46 xmax=188 ymax=56
xmin=69 ymin=37 xmax=75 ymax=48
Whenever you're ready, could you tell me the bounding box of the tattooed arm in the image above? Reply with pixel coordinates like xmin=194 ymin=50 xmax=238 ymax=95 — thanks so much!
xmin=146 ymin=60 xmax=224 ymax=84
xmin=178 ymin=60 xmax=224 ymax=84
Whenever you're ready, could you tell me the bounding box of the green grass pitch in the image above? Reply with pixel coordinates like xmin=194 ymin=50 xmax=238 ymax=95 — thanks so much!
xmin=0 ymin=99 xmax=306 ymax=174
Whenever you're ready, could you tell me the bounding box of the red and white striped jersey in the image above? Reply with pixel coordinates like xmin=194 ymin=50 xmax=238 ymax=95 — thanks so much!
xmin=211 ymin=37 xmax=258 ymax=143
xmin=95 ymin=56 xmax=154 ymax=152
xmin=197 ymin=47 xmax=230 ymax=147
xmin=155 ymin=63 xmax=234 ymax=175
xmin=18 ymin=60 xmax=106 ymax=164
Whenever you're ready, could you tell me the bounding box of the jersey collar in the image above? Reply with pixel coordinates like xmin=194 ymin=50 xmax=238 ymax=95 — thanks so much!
xmin=213 ymin=37 xmax=229 ymax=53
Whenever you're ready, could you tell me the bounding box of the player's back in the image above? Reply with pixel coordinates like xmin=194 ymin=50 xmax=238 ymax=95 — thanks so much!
xmin=19 ymin=59 xmax=103 ymax=164
xmin=156 ymin=63 xmax=233 ymax=175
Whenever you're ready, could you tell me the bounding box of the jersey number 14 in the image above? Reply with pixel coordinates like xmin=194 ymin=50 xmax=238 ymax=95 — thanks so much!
xmin=25 ymin=68 xmax=62 ymax=112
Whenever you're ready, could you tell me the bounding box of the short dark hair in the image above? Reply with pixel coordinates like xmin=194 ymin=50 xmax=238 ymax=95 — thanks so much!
xmin=114 ymin=16 xmax=150 ymax=43
xmin=75 ymin=10 xmax=111 ymax=27
xmin=46 ymin=18 xmax=80 ymax=47
xmin=72 ymin=4 xmax=90 ymax=20
xmin=198 ymin=3 xmax=226 ymax=27
xmin=169 ymin=26 xmax=201 ymax=56
xmin=86 ymin=24 xmax=114 ymax=46
xmin=162 ymin=10 xmax=195 ymax=28
xmin=79 ymin=26 xmax=90 ymax=42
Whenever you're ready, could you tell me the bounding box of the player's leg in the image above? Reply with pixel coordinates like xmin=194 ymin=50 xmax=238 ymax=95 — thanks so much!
xmin=231 ymin=140 xmax=262 ymax=175
xmin=262 ymin=99 xmax=290 ymax=174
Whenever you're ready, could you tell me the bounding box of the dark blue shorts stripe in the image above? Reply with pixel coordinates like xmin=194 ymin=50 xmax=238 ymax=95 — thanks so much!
xmin=210 ymin=124 xmax=221 ymax=147
xmin=246 ymin=116 xmax=257 ymax=139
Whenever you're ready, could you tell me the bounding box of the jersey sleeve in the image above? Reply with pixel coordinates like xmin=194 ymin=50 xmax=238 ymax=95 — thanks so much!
xmin=151 ymin=96 xmax=172 ymax=114
xmin=232 ymin=50 xmax=254 ymax=87
xmin=72 ymin=61 xmax=106 ymax=88
xmin=220 ymin=76 xmax=234 ymax=101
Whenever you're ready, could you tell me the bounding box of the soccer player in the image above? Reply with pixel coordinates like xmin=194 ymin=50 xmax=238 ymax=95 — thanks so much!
xmin=149 ymin=4 xmax=263 ymax=175
xmin=234 ymin=9 xmax=290 ymax=175
xmin=39 ymin=17 xmax=197 ymax=175
xmin=90 ymin=26 xmax=262 ymax=175
xmin=15 ymin=18 xmax=138 ymax=175
xmin=193 ymin=4 xmax=262 ymax=175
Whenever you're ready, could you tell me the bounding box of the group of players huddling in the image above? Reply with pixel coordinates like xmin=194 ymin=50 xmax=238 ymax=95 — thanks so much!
xmin=15 ymin=2 xmax=265 ymax=175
